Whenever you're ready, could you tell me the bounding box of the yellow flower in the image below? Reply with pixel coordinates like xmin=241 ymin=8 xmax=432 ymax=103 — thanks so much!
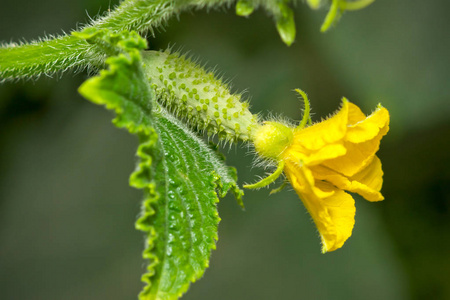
xmin=246 ymin=90 xmax=390 ymax=253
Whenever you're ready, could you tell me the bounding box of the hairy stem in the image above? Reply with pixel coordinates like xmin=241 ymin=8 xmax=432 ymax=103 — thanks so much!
xmin=0 ymin=0 xmax=234 ymax=80
xmin=0 ymin=37 xmax=99 ymax=80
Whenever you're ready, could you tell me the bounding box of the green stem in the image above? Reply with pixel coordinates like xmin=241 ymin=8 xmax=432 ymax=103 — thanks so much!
xmin=0 ymin=36 xmax=100 ymax=80
xmin=0 ymin=0 xmax=234 ymax=80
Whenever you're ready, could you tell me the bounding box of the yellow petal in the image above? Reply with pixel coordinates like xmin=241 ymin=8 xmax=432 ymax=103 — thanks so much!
xmin=346 ymin=106 xmax=390 ymax=144
xmin=350 ymin=156 xmax=384 ymax=202
xmin=292 ymin=100 xmax=349 ymax=151
xmin=316 ymin=182 xmax=356 ymax=253
xmin=284 ymin=161 xmax=333 ymax=199
xmin=284 ymin=162 xmax=355 ymax=253
xmin=347 ymin=101 xmax=366 ymax=124
xmin=311 ymin=158 xmax=384 ymax=202
xmin=286 ymin=143 xmax=347 ymax=166
xmin=322 ymin=128 xmax=386 ymax=177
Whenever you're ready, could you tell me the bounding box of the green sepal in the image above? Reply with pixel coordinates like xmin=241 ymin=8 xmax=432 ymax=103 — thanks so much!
xmin=77 ymin=29 xmax=243 ymax=300
xmin=244 ymin=161 xmax=285 ymax=189
xmin=270 ymin=180 xmax=288 ymax=195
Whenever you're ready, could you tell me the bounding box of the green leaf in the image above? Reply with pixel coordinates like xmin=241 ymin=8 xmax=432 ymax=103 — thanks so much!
xmin=137 ymin=108 xmax=243 ymax=300
xmin=77 ymin=33 xmax=151 ymax=128
xmin=77 ymin=30 xmax=243 ymax=300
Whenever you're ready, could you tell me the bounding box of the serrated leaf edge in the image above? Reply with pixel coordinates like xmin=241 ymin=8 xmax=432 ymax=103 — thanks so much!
xmin=135 ymin=111 xmax=244 ymax=299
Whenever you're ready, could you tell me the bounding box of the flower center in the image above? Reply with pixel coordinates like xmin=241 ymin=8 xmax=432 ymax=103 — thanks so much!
xmin=253 ymin=121 xmax=294 ymax=160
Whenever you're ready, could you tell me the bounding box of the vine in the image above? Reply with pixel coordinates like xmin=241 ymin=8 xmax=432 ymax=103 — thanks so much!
xmin=0 ymin=1 xmax=382 ymax=299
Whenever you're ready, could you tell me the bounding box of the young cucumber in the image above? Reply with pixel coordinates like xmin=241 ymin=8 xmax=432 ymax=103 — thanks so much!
xmin=142 ymin=50 xmax=259 ymax=142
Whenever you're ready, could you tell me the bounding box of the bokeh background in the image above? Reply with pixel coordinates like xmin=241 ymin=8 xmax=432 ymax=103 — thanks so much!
xmin=1 ymin=0 xmax=449 ymax=299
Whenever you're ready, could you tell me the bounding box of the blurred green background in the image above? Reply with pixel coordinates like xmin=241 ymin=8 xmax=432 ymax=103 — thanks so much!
xmin=1 ymin=1 xmax=449 ymax=299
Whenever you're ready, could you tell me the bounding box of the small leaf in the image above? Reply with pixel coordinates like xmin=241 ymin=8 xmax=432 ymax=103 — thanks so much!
xmin=77 ymin=30 xmax=243 ymax=300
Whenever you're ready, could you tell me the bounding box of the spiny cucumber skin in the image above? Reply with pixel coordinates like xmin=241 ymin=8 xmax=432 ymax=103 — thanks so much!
xmin=142 ymin=50 xmax=259 ymax=142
